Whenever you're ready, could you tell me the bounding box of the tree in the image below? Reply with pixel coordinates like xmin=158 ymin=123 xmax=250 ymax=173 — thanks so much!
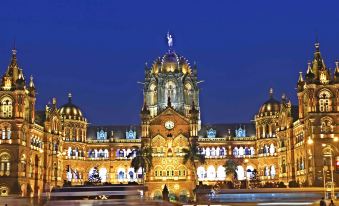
xmin=128 ymin=143 xmax=153 ymax=184
xmin=88 ymin=166 xmax=101 ymax=183
xmin=182 ymin=139 xmax=206 ymax=183
xmin=224 ymin=158 xmax=243 ymax=181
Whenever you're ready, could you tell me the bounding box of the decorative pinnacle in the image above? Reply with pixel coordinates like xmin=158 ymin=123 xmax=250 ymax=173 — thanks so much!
xmin=307 ymin=62 xmax=313 ymax=74
xmin=68 ymin=93 xmax=72 ymax=103
xmin=29 ymin=75 xmax=35 ymax=88
xmin=269 ymin=88 xmax=274 ymax=98
xmin=282 ymin=93 xmax=286 ymax=100
xmin=314 ymin=42 xmax=320 ymax=52
xmin=12 ymin=39 xmax=17 ymax=56
xmin=298 ymin=72 xmax=304 ymax=82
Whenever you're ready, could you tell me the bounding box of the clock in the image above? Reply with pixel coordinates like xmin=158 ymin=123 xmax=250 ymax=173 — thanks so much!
xmin=164 ymin=120 xmax=175 ymax=130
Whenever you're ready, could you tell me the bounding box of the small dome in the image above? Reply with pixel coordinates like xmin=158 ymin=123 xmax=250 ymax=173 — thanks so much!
xmin=59 ymin=93 xmax=86 ymax=121
xmin=258 ymin=88 xmax=280 ymax=115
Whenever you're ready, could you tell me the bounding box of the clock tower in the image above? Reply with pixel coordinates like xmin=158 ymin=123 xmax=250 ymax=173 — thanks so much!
xmin=140 ymin=34 xmax=200 ymax=199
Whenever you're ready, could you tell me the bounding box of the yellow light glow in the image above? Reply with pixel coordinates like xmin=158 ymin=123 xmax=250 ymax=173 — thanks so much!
xmin=307 ymin=138 xmax=313 ymax=145
xmin=334 ymin=137 xmax=338 ymax=142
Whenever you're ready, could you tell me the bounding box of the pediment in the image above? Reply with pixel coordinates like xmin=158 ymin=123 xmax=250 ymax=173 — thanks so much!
xmin=150 ymin=106 xmax=189 ymax=126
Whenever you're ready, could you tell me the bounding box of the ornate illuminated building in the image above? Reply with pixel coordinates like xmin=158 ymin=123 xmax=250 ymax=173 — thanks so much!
xmin=0 ymin=36 xmax=339 ymax=199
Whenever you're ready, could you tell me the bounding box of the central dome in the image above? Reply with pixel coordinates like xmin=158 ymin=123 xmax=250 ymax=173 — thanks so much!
xmin=152 ymin=50 xmax=192 ymax=74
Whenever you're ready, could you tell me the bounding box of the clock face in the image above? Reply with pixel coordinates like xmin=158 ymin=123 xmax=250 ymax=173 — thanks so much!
xmin=164 ymin=121 xmax=175 ymax=130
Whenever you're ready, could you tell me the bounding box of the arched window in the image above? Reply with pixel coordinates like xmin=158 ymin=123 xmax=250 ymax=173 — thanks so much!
xmin=233 ymin=147 xmax=239 ymax=157
xmin=236 ymin=166 xmax=245 ymax=180
xmin=207 ymin=166 xmax=216 ymax=179
xmin=216 ymin=166 xmax=226 ymax=180
xmin=165 ymin=81 xmax=177 ymax=104
xmin=197 ymin=166 xmax=206 ymax=179
xmin=104 ymin=149 xmax=109 ymax=158
xmin=269 ymin=144 xmax=275 ymax=155
xmin=265 ymin=166 xmax=270 ymax=176
xmin=21 ymin=154 xmax=26 ymax=177
xmin=205 ymin=147 xmax=210 ymax=157
xmin=149 ymin=83 xmax=157 ymax=105
xmin=0 ymin=97 xmax=13 ymax=118
xmin=270 ymin=165 xmax=276 ymax=178
xmin=0 ymin=153 xmax=10 ymax=176
xmin=238 ymin=147 xmax=244 ymax=156
xmin=117 ymin=168 xmax=125 ymax=181
xmin=99 ymin=168 xmax=107 ymax=183
xmin=127 ymin=168 xmax=135 ymax=181
xmin=67 ymin=147 xmax=72 ymax=157
xmin=210 ymin=147 xmax=216 ymax=156
xmin=319 ymin=90 xmax=332 ymax=112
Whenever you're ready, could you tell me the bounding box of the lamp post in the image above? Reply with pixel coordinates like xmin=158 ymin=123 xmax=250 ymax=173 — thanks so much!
xmin=323 ymin=145 xmax=335 ymax=200
xmin=323 ymin=166 xmax=328 ymax=199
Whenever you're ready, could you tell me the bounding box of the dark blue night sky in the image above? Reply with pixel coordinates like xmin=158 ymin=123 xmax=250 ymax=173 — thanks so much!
xmin=1 ymin=0 xmax=339 ymax=125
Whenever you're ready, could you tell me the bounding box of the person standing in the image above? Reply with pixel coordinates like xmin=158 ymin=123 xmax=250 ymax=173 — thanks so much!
xmin=320 ymin=197 xmax=327 ymax=206
xmin=329 ymin=199 xmax=335 ymax=206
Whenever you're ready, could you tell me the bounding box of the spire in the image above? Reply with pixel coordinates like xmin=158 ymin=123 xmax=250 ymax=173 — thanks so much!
xmin=314 ymin=41 xmax=320 ymax=53
xmin=269 ymin=88 xmax=274 ymax=98
xmin=29 ymin=75 xmax=35 ymax=88
xmin=312 ymin=41 xmax=327 ymax=75
xmin=335 ymin=61 xmax=339 ymax=74
xmin=306 ymin=62 xmax=313 ymax=74
xmin=298 ymin=72 xmax=304 ymax=83
xmin=10 ymin=42 xmax=17 ymax=66
xmin=68 ymin=93 xmax=72 ymax=103
xmin=334 ymin=61 xmax=339 ymax=83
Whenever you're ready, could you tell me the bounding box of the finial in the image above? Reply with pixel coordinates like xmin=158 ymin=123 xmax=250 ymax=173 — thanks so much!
xmin=307 ymin=62 xmax=313 ymax=74
xmin=298 ymin=71 xmax=304 ymax=82
xmin=335 ymin=61 xmax=339 ymax=74
xmin=68 ymin=93 xmax=72 ymax=103
xmin=166 ymin=32 xmax=173 ymax=49
xmin=29 ymin=75 xmax=35 ymax=88
xmin=12 ymin=39 xmax=17 ymax=56
xmin=269 ymin=88 xmax=273 ymax=98
xmin=282 ymin=93 xmax=286 ymax=100
xmin=314 ymin=42 xmax=320 ymax=52
xmin=52 ymin=97 xmax=56 ymax=105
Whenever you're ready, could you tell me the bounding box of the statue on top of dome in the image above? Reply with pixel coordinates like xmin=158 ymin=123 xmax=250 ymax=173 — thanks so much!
xmin=167 ymin=32 xmax=173 ymax=48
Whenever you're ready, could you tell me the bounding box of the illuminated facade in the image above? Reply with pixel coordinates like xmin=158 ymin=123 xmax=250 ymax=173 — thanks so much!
xmin=0 ymin=38 xmax=338 ymax=199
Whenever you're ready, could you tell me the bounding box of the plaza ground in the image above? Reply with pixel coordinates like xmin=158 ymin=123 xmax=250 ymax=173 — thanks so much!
xmin=1 ymin=187 xmax=339 ymax=206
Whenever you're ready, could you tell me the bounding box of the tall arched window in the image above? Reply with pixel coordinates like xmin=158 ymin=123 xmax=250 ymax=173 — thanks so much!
xmin=0 ymin=97 xmax=13 ymax=118
xmin=21 ymin=154 xmax=26 ymax=177
xmin=184 ymin=83 xmax=193 ymax=105
xmin=319 ymin=90 xmax=332 ymax=112
xmin=165 ymin=81 xmax=176 ymax=104
xmin=0 ymin=153 xmax=10 ymax=176
xmin=149 ymin=83 xmax=157 ymax=105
